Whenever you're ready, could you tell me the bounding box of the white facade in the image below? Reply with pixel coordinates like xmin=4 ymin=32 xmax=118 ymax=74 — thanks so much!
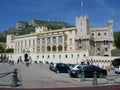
xmin=8 ymin=51 xmax=88 ymax=64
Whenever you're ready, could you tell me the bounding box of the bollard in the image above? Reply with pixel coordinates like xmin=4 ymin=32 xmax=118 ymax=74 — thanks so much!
xmin=81 ymin=71 xmax=85 ymax=81
xmin=92 ymin=71 xmax=98 ymax=85
xmin=11 ymin=69 xmax=18 ymax=87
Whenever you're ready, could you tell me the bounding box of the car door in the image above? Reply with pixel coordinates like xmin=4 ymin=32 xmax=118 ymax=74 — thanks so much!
xmin=62 ymin=64 xmax=69 ymax=72
xmin=84 ymin=66 xmax=94 ymax=77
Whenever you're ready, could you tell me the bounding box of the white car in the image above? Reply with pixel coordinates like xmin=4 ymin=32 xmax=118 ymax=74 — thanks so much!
xmin=114 ymin=65 xmax=120 ymax=74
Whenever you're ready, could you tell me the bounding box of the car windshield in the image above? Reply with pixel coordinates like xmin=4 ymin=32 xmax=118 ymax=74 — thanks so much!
xmin=115 ymin=65 xmax=120 ymax=68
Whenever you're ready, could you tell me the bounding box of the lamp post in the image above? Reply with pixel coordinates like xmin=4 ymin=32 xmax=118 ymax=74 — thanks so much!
xmin=77 ymin=57 xmax=78 ymax=64
xmin=59 ymin=55 xmax=61 ymax=63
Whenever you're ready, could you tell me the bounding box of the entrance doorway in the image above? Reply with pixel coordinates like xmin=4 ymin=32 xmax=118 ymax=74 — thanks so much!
xmin=24 ymin=53 xmax=28 ymax=62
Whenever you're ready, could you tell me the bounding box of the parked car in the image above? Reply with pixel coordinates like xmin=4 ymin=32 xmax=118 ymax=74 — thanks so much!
xmin=69 ymin=65 xmax=107 ymax=78
xmin=67 ymin=64 xmax=76 ymax=70
xmin=49 ymin=62 xmax=55 ymax=71
xmin=71 ymin=64 xmax=86 ymax=70
xmin=54 ymin=63 xmax=70 ymax=73
xmin=114 ymin=65 xmax=120 ymax=74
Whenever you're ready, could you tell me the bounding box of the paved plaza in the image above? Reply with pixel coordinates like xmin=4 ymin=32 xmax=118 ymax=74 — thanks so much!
xmin=0 ymin=63 xmax=120 ymax=89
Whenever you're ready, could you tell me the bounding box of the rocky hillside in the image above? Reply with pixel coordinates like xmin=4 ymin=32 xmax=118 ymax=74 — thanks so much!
xmin=0 ymin=20 xmax=73 ymax=42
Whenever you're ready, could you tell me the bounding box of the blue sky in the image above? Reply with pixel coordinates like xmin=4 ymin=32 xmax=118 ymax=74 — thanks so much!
xmin=0 ymin=0 xmax=120 ymax=32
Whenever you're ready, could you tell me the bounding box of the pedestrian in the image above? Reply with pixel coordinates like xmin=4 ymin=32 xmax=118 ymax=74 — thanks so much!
xmin=25 ymin=58 xmax=29 ymax=67
xmin=11 ymin=60 xmax=14 ymax=65
xmin=17 ymin=58 xmax=20 ymax=64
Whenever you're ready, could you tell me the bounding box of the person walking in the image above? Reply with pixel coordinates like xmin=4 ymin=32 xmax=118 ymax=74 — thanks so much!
xmin=25 ymin=58 xmax=29 ymax=67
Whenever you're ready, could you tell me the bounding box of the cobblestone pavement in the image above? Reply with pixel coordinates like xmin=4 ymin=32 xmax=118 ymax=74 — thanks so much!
xmin=0 ymin=63 xmax=120 ymax=89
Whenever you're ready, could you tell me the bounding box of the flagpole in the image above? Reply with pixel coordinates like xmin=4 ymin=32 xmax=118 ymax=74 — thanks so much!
xmin=81 ymin=0 xmax=83 ymax=16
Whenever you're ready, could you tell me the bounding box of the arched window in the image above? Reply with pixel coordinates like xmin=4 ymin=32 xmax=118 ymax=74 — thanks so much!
xmin=52 ymin=45 xmax=56 ymax=52
xmin=47 ymin=46 xmax=51 ymax=51
xmin=98 ymin=33 xmax=100 ymax=36
xmin=58 ymin=45 xmax=62 ymax=51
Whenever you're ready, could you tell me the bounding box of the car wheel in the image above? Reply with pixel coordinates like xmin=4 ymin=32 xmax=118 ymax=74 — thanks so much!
xmin=56 ymin=70 xmax=60 ymax=73
xmin=99 ymin=73 xmax=104 ymax=78
xmin=67 ymin=70 xmax=70 ymax=73
xmin=77 ymin=73 xmax=81 ymax=78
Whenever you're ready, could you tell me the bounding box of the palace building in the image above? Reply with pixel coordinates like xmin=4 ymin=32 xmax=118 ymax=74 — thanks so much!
xmin=6 ymin=15 xmax=114 ymax=65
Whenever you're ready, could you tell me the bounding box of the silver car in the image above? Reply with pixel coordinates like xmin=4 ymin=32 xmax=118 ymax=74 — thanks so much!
xmin=114 ymin=65 xmax=120 ymax=74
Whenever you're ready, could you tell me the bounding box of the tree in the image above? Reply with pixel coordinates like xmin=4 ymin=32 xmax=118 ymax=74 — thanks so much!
xmin=0 ymin=45 xmax=5 ymax=53
xmin=114 ymin=32 xmax=120 ymax=49
xmin=5 ymin=48 xmax=14 ymax=53
xmin=112 ymin=58 xmax=120 ymax=67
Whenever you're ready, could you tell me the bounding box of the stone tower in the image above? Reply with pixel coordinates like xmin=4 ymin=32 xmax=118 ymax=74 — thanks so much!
xmin=75 ymin=15 xmax=94 ymax=55
xmin=76 ymin=15 xmax=90 ymax=36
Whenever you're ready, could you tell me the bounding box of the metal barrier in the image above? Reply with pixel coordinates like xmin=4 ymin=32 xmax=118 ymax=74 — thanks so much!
xmin=92 ymin=71 xmax=98 ymax=85
xmin=80 ymin=71 xmax=120 ymax=85
xmin=0 ymin=72 xmax=12 ymax=78
xmin=101 ymin=74 xmax=120 ymax=84
xmin=81 ymin=71 xmax=85 ymax=81
xmin=11 ymin=69 xmax=18 ymax=87
xmin=0 ymin=68 xmax=18 ymax=87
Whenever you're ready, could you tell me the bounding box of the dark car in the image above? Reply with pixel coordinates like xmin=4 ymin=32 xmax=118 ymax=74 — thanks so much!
xmin=69 ymin=65 xmax=107 ymax=78
xmin=67 ymin=64 xmax=76 ymax=70
xmin=54 ymin=63 xmax=70 ymax=73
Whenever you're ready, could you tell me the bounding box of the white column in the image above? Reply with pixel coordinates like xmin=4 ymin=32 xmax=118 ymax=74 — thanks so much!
xmin=51 ymin=37 xmax=53 ymax=52
xmin=62 ymin=36 xmax=65 ymax=52
xmin=56 ymin=36 xmax=58 ymax=52
xmin=45 ymin=38 xmax=47 ymax=52
xmin=40 ymin=38 xmax=42 ymax=53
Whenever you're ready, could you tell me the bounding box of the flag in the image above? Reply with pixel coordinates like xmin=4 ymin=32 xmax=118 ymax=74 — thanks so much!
xmin=81 ymin=0 xmax=83 ymax=7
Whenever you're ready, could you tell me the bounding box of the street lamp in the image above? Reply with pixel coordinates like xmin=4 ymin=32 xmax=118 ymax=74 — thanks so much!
xmin=59 ymin=54 xmax=61 ymax=63
xmin=77 ymin=54 xmax=79 ymax=64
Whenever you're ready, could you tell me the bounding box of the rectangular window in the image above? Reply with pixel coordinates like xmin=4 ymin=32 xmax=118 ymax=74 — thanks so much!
xmin=59 ymin=55 xmax=61 ymax=59
xmin=92 ymin=33 xmax=94 ymax=36
xmin=37 ymin=38 xmax=40 ymax=44
xmin=98 ymin=48 xmax=100 ymax=50
xmin=47 ymin=37 xmax=51 ymax=44
xmin=106 ymin=40 xmax=108 ymax=45
xmin=42 ymin=55 xmax=44 ymax=59
xmin=104 ymin=40 xmax=108 ymax=45
xmin=98 ymin=33 xmax=100 ymax=36
xmin=29 ymin=40 xmax=31 ymax=47
xmin=21 ymin=41 xmax=23 ymax=47
xmin=37 ymin=46 xmax=40 ymax=52
xmin=48 ymin=55 xmax=50 ymax=59
xmin=65 ymin=55 xmax=67 ymax=58
xmin=71 ymin=54 xmax=73 ymax=58
xmin=58 ymin=36 xmax=62 ymax=43
xmin=37 ymin=56 xmax=39 ymax=59
xmin=33 ymin=47 xmax=35 ymax=52
xmin=69 ymin=38 xmax=72 ymax=44
xmin=105 ymin=48 xmax=108 ymax=52
xmin=15 ymin=42 xmax=17 ymax=47
xmin=33 ymin=39 xmax=35 ymax=46
xmin=25 ymin=40 xmax=27 ymax=47
xmin=42 ymin=46 xmax=45 ymax=52
xmin=81 ymin=22 xmax=82 ymax=25
xmin=53 ymin=55 xmax=55 ymax=58
xmin=18 ymin=41 xmax=19 ymax=47
xmin=42 ymin=38 xmax=45 ymax=45
xmin=81 ymin=29 xmax=82 ymax=32
xmin=69 ymin=31 xmax=72 ymax=34
xmin=104 ymin=33 xmax=107 ymax=36
xmin=52 ymin=37 xmax=56 ymax=44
